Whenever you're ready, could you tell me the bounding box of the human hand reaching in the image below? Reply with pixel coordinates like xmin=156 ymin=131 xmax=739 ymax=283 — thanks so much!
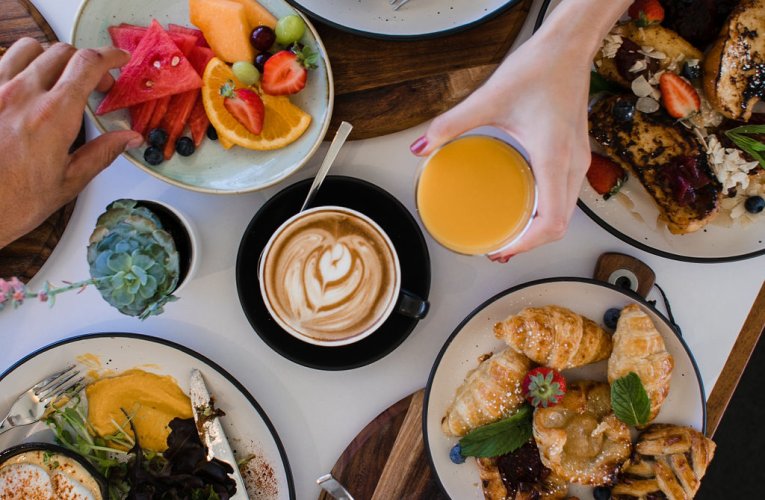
xmin=410 ymin=0 xmax=632 ymax=261
xmin=0 ymin=39 xmax=143 ymax=249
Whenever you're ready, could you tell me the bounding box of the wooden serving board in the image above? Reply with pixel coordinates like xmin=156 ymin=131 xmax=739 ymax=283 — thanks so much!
xmin=318 ymin=0 xmax=533 ymax=140
xmin=0 ymin=0 xmax=78 ymax=283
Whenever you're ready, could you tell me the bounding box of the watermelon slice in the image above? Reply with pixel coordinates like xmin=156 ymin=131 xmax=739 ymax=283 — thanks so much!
xmin=188 ymin=97 xmax=210 ymax=147
xmin=108 ymin=25 xmax=197 ymax=57
xmin=188 ymin=46 xmax=214 ymax=76
xmin=160 ymin=90 xmax=198 ymax=160
xmin=129 ymin=99 xmax=157 ymax=136
xmin=146 ymin=95 xmax=172 ymax=133
xmin=169 ymin=24 xmax=209 ymax=48
xmin=97 ymin=20 xmax=202 ymax=115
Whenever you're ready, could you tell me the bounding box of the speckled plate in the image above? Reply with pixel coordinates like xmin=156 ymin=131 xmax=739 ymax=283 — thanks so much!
xmin=72 ymin=0 xmax=333 ymax=194
xmin=288 ymin=0 xmax=522 ymax=40
xmin=423 ymin=278 xmax=705 ymax=500
xmin=0 ymin=333 xmax=295 ymax=499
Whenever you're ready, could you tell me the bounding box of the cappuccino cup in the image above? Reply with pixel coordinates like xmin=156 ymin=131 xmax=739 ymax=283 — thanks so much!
xmin=259 ymin=206 xmax=428 ymax=346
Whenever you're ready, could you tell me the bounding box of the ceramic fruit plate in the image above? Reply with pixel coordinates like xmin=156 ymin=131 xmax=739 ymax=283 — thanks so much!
xmin=72 ymin=0 xmax=333 ymax=194
xmin=423 ymin=277 xmax=705 ymax=500
xmin=0 ymin=333 xmax=295 ymax=499
xmin=288 ymin=0 xmax=522 ymax=40
xmin=537 ymin=0 xmax=765 ymax=262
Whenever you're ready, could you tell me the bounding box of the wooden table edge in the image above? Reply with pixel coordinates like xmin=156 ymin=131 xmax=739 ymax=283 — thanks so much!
xmin=705 ymin=281 xmax=765 ymax=437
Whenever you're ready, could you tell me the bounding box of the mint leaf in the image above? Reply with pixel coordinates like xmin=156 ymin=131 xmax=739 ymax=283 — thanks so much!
xmin=590 ymin=71 xmax=620 ymax=96
xmin=458 ymin=405 xmax=533 ymax=458
xmin=611 ymin=372 xmax=651 ymax=426
xmin=725 ymin=125 xmax=765 ymax=168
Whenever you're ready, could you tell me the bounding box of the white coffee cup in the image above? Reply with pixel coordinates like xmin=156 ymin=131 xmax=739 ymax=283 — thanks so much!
xmin=258 ymin=206 xmax=428 ymax=347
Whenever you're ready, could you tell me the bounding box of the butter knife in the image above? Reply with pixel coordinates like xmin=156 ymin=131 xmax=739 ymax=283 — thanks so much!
xmin=189 ymin=369 xmax=248 ymax=499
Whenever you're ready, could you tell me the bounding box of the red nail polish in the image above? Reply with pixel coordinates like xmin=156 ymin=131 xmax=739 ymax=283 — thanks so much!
xmin=410 ymin=136 xmax=428 ymax=155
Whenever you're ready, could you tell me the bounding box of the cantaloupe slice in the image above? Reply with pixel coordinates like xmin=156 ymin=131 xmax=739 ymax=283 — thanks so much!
xmin=189 ymin=0 xmax=254 ymax=63
xmin=230 ymin=0 xmax=278 ymax=29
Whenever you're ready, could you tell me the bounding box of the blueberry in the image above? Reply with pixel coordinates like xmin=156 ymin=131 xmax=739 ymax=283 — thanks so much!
xmin=254 ymin=51 xmax=272 ymax=73
xmin=593 ymin=486 xmax=612 ymax=500
xmin=745 ymin=195 xmax=765 ymax=214
xmin=206 ymin=125 xmax=218 ymax=141
xmin=682 ymin=61 xmax=702 ymax=81
xmin=143 ymin=146 xmax=163 ymax=166
xmin=604 ymin=308 xmax=621 ymax=330
xmin=148 ymin=128 xmax=168 ymax=148
xmin=612 ymin=99 xmax=635 ymax=122
xmin=176 ymin=137 xmax=195 ymax=157
xmin=449 ymin=443 xmax=465 ymax=464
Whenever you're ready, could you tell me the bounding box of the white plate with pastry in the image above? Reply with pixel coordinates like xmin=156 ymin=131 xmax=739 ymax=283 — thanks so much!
xmin=423 ymin=277 xmax=708 ymax=500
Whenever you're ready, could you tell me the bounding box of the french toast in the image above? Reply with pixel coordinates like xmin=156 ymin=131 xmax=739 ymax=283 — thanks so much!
xmin=704 ymin=0 xmax=765 ymax=121
xmin=589 ymin=95 xmax=722 ymax=234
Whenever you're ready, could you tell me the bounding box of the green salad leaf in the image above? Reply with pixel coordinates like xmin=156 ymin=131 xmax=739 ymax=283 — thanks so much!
xmin=611 ymin=372 xmax=651 ymax=426
xmin=725 ymin=125 xmax=765 ymax=168
xmin=458 ymin=405 xmax=533 ymax=458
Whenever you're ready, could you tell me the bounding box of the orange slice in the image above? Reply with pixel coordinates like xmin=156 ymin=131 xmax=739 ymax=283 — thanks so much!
xmin=202 ymin=58 xmax=312 ymax=151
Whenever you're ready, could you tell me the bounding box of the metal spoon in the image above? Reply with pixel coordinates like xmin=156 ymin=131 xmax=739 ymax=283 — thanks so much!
xmin=300 ymin=121 xmax=353 ymax=212
xmin=317 ymin=473 xmax=355 ymax=500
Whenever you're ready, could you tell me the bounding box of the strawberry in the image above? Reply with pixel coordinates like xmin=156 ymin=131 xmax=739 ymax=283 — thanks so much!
xmin=261 ymin=45 xmax=318 ymax=96
xmin=659 ymin=72 xmax=701 ymax=119
xmin=628 ymin=0 xmax=664 ymax=26
xmin=220 ymin=81 xmax=264 ymax=135
xmin=522 ymin=368 xmax=567 ymax=408
xmin=587 ymin=153 xmax=628 ymax=199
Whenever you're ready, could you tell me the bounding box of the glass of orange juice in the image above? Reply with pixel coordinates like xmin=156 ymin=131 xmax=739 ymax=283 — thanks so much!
xmin=415 ymin=130 xmax=537 ymax=256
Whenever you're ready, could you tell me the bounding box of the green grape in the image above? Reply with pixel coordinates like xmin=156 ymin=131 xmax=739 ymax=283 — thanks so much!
xmin=275 ymin=15 xmax=306 ymax=45
xmin=232 ymin=61 xmax=261 ymax=86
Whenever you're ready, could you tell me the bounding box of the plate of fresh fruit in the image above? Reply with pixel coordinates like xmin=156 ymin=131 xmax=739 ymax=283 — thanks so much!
xmin=72 ymin=0 xmax=333 ymax=194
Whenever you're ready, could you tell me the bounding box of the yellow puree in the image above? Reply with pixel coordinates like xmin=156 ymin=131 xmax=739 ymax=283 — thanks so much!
xmin=86 ymin=369 xmax=193 ymax=452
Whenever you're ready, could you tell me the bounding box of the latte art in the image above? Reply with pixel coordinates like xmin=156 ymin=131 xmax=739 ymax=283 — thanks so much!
xmin=262 ymin=209 xmax=398 ymax=342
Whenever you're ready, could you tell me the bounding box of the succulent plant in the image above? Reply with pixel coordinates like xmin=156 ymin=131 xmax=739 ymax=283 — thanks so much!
xmin=87 ymin=199 xmax=180 ymax=319
xmin=0 ymin=200 xmax=182 ymax=320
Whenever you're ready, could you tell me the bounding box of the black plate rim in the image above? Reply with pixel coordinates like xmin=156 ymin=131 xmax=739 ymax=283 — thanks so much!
xmin=286 ymin=0 xmax=524 ymax=41
xmin=0 ymin=332 xmax=296 ymax=500
xmin=235 ymin=175 xmax=431 ymax=371
xmin=421 ymin=276 xmax=707 ymax=498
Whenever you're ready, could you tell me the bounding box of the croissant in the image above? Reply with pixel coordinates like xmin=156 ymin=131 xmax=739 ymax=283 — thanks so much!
xmin=608 ymin=304 xmax=674 ymax=423
xmin=493 ymin=306 xmax=612 ymax=369
xmin=441 ymin=348 xmax=533 ymax=437
xmin=612 ymin=424 xmax=716 ymax=499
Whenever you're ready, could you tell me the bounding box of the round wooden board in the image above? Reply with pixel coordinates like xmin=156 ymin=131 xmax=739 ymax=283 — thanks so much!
xmin=318 ymin=0 xmax=533 ymax=140
xmin=0 ymin=0 xmax=78 ymax=283
xmin=319 ymin=389 xmax=447 ymax=500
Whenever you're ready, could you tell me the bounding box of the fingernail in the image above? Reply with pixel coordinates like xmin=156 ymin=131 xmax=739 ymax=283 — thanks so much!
xmin=126 ymin=136 xmax=144 ymax=150
xmin=410 ymin=136 xmax=428 ymax=155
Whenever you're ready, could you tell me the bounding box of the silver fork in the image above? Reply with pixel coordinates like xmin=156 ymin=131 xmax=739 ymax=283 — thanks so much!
xmin=389 ymin=0 xmax=413 ymax=11
xmin=0 ymin=365 xmax=84 ymax=436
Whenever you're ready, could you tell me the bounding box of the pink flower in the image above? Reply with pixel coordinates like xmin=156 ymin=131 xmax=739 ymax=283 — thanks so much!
xmin=0 ymin=293 xmax=6 ymax=304
xmin=8 ymin=277 xmax=24 ymax=292
xmin=37 ymin=291 xmax=48 ymax=303
xmin=0 ymin=279 xmax=10 ymax=295
xmin=12 ymin=290 xmax=24 ymax=305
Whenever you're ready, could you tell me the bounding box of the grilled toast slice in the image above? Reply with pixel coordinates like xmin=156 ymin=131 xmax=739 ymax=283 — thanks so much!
xmin=704 ymin=0 xmax=765 ymax=121
xmin=589 ymin=95 xmax=721 ymax=234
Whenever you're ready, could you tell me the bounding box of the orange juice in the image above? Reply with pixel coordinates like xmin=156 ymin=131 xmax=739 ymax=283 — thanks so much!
xmin=416 ymin=135 xmax=536 ymax=255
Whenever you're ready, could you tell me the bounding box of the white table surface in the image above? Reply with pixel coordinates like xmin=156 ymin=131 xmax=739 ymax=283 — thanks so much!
xmin=4 ymin=0 xmax=764 ymax=498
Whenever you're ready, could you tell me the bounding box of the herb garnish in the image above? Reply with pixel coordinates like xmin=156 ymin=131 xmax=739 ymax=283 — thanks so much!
xmin=611 ymin=372 xmax=651 ymax=426
xmin=590 ymin=71 xmax=621 ymax=96
xmin=725 ymin=125 xmax=765 ymax=168
xmin=458 ymin=405 xmax=533 ymax=458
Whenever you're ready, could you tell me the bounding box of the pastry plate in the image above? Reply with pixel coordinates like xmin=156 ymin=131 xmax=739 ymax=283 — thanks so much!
xmin=0 ymin=333 xmax=295 ymax=499
xmin=72 ymin=0 xmax=333 ymax=194
xmin=423 ymin=277 xmax=705 ymax=500
xmin=537 ymin=0 xmax=765 ymax=262
xmin=287 ymin=0 xmax=522 ymax=40
xmin=236 ymin=175 xmax=431 ymax=370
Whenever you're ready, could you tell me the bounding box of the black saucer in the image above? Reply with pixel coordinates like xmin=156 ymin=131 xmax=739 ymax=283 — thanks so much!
xmin=236 ymin=176 xmax=431 ymax=370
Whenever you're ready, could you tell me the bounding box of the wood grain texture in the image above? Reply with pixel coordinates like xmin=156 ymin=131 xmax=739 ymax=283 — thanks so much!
xmin=318 ymin=0 xmax=533 ymax=140
xmin=319 ymin=389 xmax=446 ymax=500
xmin=593 ymin=252 xmax=656 ymax=298
xmin=0 ymin=0 xmax=77 ymax=282
xmin=705 ymin=281 xmax=765 ymax=437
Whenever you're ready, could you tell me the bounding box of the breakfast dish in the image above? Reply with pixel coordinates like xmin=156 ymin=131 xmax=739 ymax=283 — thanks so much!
xmin=424 ymin=278 xmax=706 ymax=500
xmin=612 ymin=424 xmax=716 ymax=499
xmin=0 ymin=333 xmax=294 ymax=498
xmin=441 ymin=348 xmax=532 ymax=436
xmin=533 ymin=381 xmax=632 ymax=485
xmin=608 ymin=304 xmax=674 ymax=423
xmin=494 ymin=305 xmax=613 ymax=370
xmin=72 ymin=0 xmax=333 ymax=194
